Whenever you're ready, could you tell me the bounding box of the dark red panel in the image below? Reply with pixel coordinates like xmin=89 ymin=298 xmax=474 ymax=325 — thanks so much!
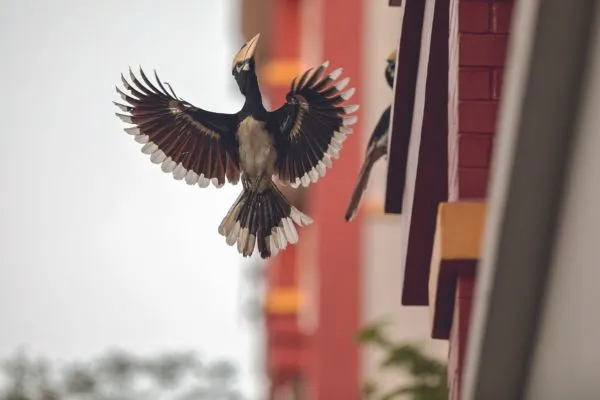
xmin=457 ymin=275 xmax=475 ymax=299
xmin=492 ymin=68 xmax=505 ymax=100
xmin=459 ymin=1 xmax=490 ymax=33
xmin=458 ymin=100 xmax=498 ymax=133
xmin=431 ymin=259 xmax=476 ymax=339
xmin=459 ymin=34 xmax=509 ymax=66
xmin=458 ymin=167 xmax=490 ymax=199
xmin=401 ymin=0 xmax=450 ymax=306
xmin=491 ymin=1 xmax=514 ymax=34
xmin=384 ymin=0 xmax=426 ymax=214
xmin=459 ymin=134 xmax=494 ymax=168
xmin=459 ymin=68 xmax=491 ymax=99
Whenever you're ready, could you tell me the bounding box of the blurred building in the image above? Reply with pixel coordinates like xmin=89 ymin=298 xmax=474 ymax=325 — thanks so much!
xmin=242 ymin=0 xmax=600 ymax=399
xmin=239 ymin=1 xmax=447 ymax=399
xmin=374 ymin=0 xmax=600 ymax=400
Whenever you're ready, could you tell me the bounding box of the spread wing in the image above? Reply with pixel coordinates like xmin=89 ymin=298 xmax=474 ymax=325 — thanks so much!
xmin=114 ymin=67 xmax=241 ymax=188
xmin=266 ymin=61 xmax=359 ymax=188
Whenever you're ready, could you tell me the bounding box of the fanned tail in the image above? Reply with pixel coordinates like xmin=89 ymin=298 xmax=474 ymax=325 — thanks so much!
xmin=218 ymin=180 xmax=313 ymax=258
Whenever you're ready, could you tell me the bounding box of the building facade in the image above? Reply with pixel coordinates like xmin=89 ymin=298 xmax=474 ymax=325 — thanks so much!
xmin=240 ymin=0 xmax=448 ymax=399
xmin=240 ymin=0 xmax=599 ymax=399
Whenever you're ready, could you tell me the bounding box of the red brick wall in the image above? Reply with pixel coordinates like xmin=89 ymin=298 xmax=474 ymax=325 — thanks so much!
xmin=448 ymin=0 xmax=514 ymax=200
xmin=447 ymin=1 xmax=514 ymax=398
xmin=448 ymin=276 xmax=475 ymax=400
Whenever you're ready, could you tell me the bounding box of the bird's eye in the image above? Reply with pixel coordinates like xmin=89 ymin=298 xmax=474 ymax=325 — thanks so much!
xmin=242 ymin=62 xmax=250 ymax=71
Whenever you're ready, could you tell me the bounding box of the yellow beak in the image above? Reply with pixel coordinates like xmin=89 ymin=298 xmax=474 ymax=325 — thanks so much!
xmin=387 ymin=49 xmax=397 ymax=63
xmin=232 ymin=33 xmax=261 ymax=70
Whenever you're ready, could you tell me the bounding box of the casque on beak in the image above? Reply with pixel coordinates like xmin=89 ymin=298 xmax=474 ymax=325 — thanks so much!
xmin=232 ymin=33 xmax=261 ymax=70
xmin=387 ymin=49 xmax=397 ymax=64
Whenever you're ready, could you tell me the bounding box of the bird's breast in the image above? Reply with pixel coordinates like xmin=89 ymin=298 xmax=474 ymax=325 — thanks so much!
xmin=237 ymin=116 xmax=277 ymax=178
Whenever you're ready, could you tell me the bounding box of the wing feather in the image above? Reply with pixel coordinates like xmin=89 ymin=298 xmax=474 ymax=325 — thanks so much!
xmin=114 ymin=67 xmax=241 ymax=188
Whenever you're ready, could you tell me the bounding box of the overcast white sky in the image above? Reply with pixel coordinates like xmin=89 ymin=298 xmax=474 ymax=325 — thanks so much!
xmin=0 ymin=0 xmax=261 ymax=397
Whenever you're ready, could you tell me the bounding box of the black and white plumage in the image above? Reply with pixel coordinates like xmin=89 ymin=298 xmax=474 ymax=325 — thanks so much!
xmin=345 ymin=49 xmax=397 ymax=222
xmin=114 ymin=34 xmax=358 ymax=258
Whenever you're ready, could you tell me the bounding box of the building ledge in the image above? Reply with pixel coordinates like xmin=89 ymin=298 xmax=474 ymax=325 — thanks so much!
xmin=429 ymin=201 xmax=486 ymax=339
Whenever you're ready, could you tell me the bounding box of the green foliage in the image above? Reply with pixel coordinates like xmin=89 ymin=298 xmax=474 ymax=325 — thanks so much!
xmin=356 ymin=322 xmax=448 ymax=400
xmin=355 ymin=320 xmax=392 ymax=348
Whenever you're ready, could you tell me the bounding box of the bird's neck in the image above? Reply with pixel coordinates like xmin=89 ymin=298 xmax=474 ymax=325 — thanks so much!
xmin=243 ymin=72 xmax=266 ymax=116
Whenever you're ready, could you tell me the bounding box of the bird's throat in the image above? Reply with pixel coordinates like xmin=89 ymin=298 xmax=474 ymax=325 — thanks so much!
xmin=242 ymin=72 xmax=264 ymax=114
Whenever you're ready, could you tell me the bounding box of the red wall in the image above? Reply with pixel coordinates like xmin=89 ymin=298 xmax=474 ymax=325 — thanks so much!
xmin=306 ymin=0 xmax=363 ymax=398
xmin=447 ymin=1 xmax=514 ymax=398
xmin=448 ymin=0 xmax=514 ymax=201
xmin=261 ymin=0 xmax=304 ymax=392
xmin=262 ymin=0 xmax=364 ymax=398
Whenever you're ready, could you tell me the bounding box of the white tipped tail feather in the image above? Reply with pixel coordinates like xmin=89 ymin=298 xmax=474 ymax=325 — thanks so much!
xmin=219 ymin=180 xmax=312 ymax=258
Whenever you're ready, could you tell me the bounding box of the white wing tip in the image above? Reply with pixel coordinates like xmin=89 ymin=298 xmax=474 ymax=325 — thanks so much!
xmin=329 ymin=67 xmax=343 ymax=80
xmin=335 ymin=77 xmax=350 ymax=90
xmin=343 ymin=115 xmax=358 ymax=126
xmin=344 ymin=104 xmax=359 ymax=114
xmin=341 ymin=87 xmax=356 ymax=100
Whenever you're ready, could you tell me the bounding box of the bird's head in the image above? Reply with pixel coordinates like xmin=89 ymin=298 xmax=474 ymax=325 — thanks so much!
xmin=232 ymin=33 xmax=260 ymax=95
xmin=385 ymin=49 xmax=397 ymax=88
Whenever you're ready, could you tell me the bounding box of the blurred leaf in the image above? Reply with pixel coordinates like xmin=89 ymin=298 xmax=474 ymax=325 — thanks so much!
xmin=0 ymin=348 xmax=243 ymax=400
xmin=40 ymin=389 xmax=60 ymax=400
xmin=63 ymin=363 xmax=96 ymax=394
xmin=357 ymin=323 xmax=449 ymax=400
xmin=377 ymin=383 xmax=446 ymax=400
xmin=143 ymin=351 xmax=201 ymax=388
xmin=177 ymin=386 xmax=211 ymax=400
xmin=206 ymin=360 xmax=237 ymax=383
xmin=96 ymin=349 xmax=138 ymax=387
xmin=355 ymin=320 xmax=392 ymax=348
xmin=3 ymin=390 xmax=30 ymax=400
xmin=361 ymin=379 xmax=378 ymax=399
xmin=381 ymin=345 xmax=445 ymax=377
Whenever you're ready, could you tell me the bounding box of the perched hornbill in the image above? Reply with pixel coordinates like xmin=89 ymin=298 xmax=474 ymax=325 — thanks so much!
xmin=114 ymin=34 xmax=358 ymax=258
xmin=344 ymin=49 xmax=397 ymax=222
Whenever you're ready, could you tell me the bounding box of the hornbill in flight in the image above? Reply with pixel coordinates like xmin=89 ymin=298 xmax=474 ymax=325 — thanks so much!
xmin=345 ymin=49 xmax=397 ymax=222
xmin=114 ymin=34 xmax=358 ymax=258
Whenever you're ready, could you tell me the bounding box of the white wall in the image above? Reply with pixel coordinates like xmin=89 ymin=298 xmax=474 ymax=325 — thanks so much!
xmin=361 ymin=0 xmax=448 ymax=395
xmin=362 ymin=0 xmax=400 ymax=200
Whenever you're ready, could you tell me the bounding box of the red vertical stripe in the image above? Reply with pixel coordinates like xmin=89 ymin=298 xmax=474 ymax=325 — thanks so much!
xmin=309 ymin=0 xmax=363 ymax=398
